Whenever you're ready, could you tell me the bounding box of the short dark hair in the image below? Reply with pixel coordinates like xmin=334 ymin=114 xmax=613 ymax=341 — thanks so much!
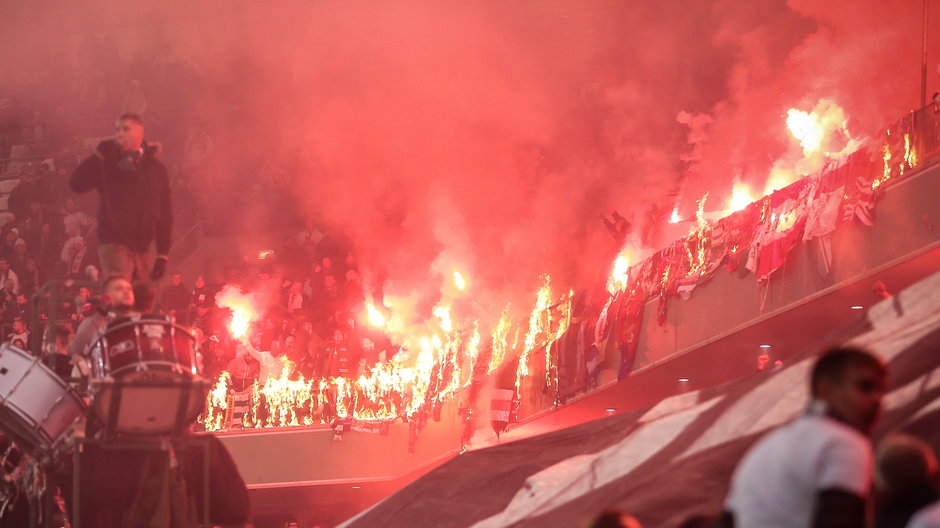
xmin=876 ymin=434 xmax=938 ymax=494
xmin=118 ymin=113 xmax=143 ymax=125
xmin=811 ymin=347 xmax=885 ymax=397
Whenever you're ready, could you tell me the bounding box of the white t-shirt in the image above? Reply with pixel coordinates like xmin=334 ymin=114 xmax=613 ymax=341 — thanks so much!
xmin=725 ymin=413 xmax=872 ymax=528
xmin=909 ymin=502 xmax=940 ymax=528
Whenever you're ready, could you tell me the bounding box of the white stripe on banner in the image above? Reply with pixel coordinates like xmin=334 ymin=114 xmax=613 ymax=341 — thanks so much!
xmin=470 ymin=397 xmax=723 ymax=528
xmin=469 ymin=270 xmax=940 ymax=528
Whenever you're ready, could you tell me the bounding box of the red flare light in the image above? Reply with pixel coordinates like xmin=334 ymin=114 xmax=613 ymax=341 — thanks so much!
xmin=365 ymin=303 xmax=387 ymax=328
xmin=216 ymin=285 xmax=261 ymax=340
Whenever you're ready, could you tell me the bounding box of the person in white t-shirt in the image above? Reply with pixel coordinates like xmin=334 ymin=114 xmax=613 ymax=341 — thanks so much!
xmin=721 ymin=347 xmax=887 ymax=528
xmin=909 ymin=502 xmax=940 ymax=528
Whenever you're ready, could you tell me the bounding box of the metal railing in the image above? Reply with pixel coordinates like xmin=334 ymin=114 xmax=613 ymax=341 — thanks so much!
xmin=29 ymin=280 xmax=99 ymax=358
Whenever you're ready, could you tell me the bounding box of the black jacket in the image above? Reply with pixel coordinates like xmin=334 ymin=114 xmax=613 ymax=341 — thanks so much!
xmin=69 ymin=140 xmax=172 ymax=255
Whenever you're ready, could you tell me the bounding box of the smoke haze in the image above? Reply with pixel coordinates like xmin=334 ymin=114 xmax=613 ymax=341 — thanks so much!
xmin=1 ymin=0 xmax=936 ymax=318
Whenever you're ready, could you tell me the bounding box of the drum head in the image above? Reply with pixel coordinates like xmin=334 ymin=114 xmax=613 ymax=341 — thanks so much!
xmin=93 ymin=378 xmax=209 ymax=436
xmin=90 ymin=319 xmax=204 ymax=436
xmin=0 ymin=343 xmax=85 ymax=455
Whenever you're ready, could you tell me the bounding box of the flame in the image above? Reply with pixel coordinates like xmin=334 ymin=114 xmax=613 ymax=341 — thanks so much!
xmin=467 ymin=322 xmax=481 ymax=367
xmin=216 ymin=285 xmax=262 ymax=340
xmin=778 ymin=99 xmax=860 ymax=195
xmin=786 ymin=99 xmax=860 ymax=160
xmin=202 ymin=372 xmax=231 ymax=432
xmin=786 ymin=108 xmax=826 ymax=155
xmin=607 ymin=253 xmax=630 ymax=294
xmin=203 ymin=272 xmax=580 ymax=434
xmin=545 ymin=290 xmax=574 ymax=405
xmin=904 ymin=133 xmax=917 ymax=169
xmin=516 ymin=275 xmax=553 ymax=391
xmin=763 ymin=165 xmax=797 ymax=196
xmin=365 ymin=303 xmax=387 ymax=328
xmin=257 ymin=357 xmax=315 ymax=427
xmin=727 ymin=181 xmax=755 ymax=214
xmin=453 ymin=271 xmax=467 ymax=291
xmin=433 ymin=305 xmax=453 ymax=332
xmin=669 ymin=207 xmax=681 ymax=224
xmin=490 ymin=305 xmax=512 ymax=373
xmin=694 ymin=193 xmax=708 ymax=229
xmin=874 ymin=139 xmax=891 ymax=189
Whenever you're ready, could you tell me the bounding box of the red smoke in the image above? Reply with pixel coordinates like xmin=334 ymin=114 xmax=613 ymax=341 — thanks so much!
xmin=1 ymin=0 xmax=937 ymax=322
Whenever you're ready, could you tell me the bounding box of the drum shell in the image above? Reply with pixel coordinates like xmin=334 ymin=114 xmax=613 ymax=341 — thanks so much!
xmin=0 ymin=343 xmax=85 ymax=455
xmin=89 ymin=319 xmax=207 ymax=435
xmin=90 ymin=320 xmax=199 ymax=381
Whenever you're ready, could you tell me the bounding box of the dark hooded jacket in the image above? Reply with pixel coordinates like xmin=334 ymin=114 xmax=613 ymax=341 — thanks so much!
xmin=69 ymin=140 xmax=171 ymax=255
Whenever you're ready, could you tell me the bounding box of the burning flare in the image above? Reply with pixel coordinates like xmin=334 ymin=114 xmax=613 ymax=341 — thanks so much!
xmin=786 ymin=108 xmax=826 ymax=155
xmin=365 ymin=303 xmax=387 ymax=328
xmin=216 ymin=285 xmax=263 ymax=340
xmin=669 ymin=207 xmax=681 ymax=224
xmin=608 ymin=253 xmax=630 ymax=294
xmin=727 ymin=181 xmax=756 ymax=214
xmin=453 ymin=271 xmax=467 ymax=291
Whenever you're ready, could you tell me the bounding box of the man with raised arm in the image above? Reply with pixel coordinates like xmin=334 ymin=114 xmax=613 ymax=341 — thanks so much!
xmin=70 ymin=113 xmax=172 ymax=282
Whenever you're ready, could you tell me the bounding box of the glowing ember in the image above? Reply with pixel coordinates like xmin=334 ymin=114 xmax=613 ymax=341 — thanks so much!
xmin=365 ymin=303 xmax=387 ymax=328
xmin=453 ymin=271 xmax=467 ymax=291
xmin=216 ymin=285 xmax=262 ymax=340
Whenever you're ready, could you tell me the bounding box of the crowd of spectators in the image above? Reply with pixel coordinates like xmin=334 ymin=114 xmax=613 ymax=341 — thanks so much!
xmin=0 ymin=159 xmax=103 ymax=349
xmin=160 ymin=219 xmax=396 ymax=402
xmin=0 ymin=31 xmax=215 ymax=351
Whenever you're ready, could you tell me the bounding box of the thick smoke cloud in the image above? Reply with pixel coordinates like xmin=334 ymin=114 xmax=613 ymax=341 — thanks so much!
xmin=1 ymin=0 xmax=936 ymax=322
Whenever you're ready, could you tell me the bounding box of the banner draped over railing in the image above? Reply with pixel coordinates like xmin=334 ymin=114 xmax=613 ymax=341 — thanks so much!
xmin=205 ymin=104 xmax=938 ymax=451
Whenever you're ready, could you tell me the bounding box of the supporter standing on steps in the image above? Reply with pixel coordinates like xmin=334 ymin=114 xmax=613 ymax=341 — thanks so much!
xmin=70 ymin=113 xmax=172 ymax=282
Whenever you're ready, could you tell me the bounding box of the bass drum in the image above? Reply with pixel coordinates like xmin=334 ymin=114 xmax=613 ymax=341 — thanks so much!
xmin=89 ymin=317 xmax=209 ymax=436
xmin=0 ymin=343 xmax=85 ymax=456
